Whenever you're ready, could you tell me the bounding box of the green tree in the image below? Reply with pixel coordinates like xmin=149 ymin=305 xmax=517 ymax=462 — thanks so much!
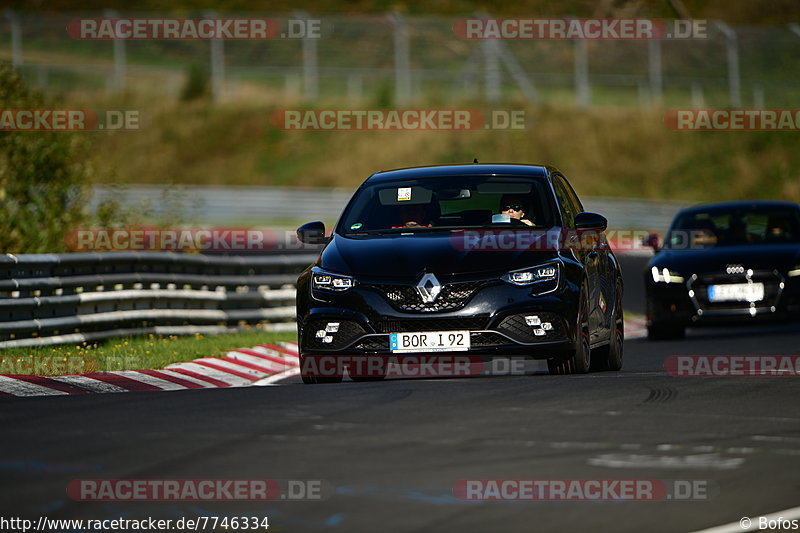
xmin=0 ymin=62 xmax=91 ymax=253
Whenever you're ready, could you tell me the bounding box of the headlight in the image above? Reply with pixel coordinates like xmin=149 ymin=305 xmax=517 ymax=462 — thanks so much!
xmin=788 ymin=266 xmax=800 ymax=277
xmin=312 ymin=269 xmax=356 ymax=292
xmin=651 ymin=266 xmax=685 ymax=284
xmin=503 ymin=261 xmax=560 ymax=286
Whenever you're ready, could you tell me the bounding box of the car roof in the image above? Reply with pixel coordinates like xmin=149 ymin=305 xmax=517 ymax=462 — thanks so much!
xmin=677 ymin=200 xmax=800 ymax=216
xmin=366 ymin=164 xmax=551 ymax=183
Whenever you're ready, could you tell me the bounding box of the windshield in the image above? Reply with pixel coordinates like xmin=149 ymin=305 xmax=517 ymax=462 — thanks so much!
xmin=337 ymin=175 xmax=556 ymax=234
xmin=667 ymin=205 xmax=800 ymax=248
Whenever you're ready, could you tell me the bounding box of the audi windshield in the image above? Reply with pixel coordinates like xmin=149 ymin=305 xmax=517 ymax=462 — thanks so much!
xmin=666 ymin=205 xmax=800 ymax=249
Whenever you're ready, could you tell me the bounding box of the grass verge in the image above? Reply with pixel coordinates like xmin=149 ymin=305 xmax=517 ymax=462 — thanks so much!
xmin=0 ymin=330 xmax=297 ymax=377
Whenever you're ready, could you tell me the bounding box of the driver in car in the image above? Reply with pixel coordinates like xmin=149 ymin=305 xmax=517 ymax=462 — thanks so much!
xmin=499 ymin=195 xmax=534 ymax=226
xmin=394 ymin=203 xmax=433 ymax=228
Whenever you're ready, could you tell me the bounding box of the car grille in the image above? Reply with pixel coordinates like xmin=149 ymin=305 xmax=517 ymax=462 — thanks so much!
xmin=376 ymin=317 xmax=489 ymax=333
xmin=496 ymin=313 xmax=568 ymax=343
xmin=691 ymin=270 xmax=783 ymax=312
xmin=368 ymin=280 xmax=492 ymax=312
xmin=353 ymin=336 xmax=389 ymax=351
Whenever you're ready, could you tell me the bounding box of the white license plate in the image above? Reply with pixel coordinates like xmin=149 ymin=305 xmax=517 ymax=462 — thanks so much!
xmin=707 ymin=282 xmax=765 ymax=302
xmin=390 ymin=331 xmax=470 ymax=353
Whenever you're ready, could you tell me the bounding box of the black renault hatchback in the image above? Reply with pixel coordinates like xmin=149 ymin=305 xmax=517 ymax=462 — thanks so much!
xmin=295 ymin=164 xmax=624 ymax=383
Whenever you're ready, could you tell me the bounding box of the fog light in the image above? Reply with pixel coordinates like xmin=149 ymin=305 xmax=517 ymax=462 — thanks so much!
xmin=326 ymin=322 xmax=340 ymax=333
xmin=322 ymin=336 xmax=334 ymax=343
xmin=533 ymin=329 xmax=545 ymax=336
xmin=542 ymin=322 xmax=552 ymax=331
xmin=525 ymin=315 xmax=541 ymax=326
xmin=315 ymin=330 xmax=326 ymax=338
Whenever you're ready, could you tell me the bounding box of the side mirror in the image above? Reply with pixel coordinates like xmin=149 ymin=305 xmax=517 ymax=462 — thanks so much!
xmin=297 ymin=221 xmax=328 ymax=245
xmin=574 ymin=212 xmax=608 ymax=231
xmin=644 ymin=232 xmax=660 ymax=252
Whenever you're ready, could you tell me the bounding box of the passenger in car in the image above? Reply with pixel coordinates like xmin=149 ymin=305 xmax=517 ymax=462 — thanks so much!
xmin=394 ymin=203 xmax=434 ymax=228
xmin=499 ymin=195 xmax=534 ymax=226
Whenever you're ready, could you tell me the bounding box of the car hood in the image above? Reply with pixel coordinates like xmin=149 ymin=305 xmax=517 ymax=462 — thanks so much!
xmin=651 ymin=243 xmax=800 ymax=274
xmin=320 ymin=231 xmax=560 ymax=279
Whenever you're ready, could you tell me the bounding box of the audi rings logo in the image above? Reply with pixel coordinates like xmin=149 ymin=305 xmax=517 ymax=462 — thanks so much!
xmin=725 ymin=264 xmax=745 ymax=275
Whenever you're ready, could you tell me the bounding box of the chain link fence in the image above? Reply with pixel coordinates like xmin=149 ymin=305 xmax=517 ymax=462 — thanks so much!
xmin=3 ymin=11 xmax=800 ymax=108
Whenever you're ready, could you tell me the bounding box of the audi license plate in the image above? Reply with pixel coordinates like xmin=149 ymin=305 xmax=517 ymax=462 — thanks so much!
xmin=390 ymin=331 xmax=470 ymax=353
xmin=707 ymin=282 xmax=765 ymax=302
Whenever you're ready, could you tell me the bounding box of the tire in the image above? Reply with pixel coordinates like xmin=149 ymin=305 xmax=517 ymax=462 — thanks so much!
xmin=646 ymin=321 xmax=685 ymax=341
xmin=299 ymin=354 xmax=343 ymax=385
xmin=592 ymin=280 xmax=624 ymax=371
xmin=548 ymin=279 xmax=592 ymax=374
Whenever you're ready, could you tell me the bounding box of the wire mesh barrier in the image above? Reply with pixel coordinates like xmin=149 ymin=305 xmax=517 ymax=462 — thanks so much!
xmin=3 ymin=11 xmax=800 ymax=107
xmin=0 ymin=251 xmax=318 ymax=348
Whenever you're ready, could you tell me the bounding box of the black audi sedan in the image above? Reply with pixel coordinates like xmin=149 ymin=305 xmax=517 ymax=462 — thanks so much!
xmin=645 ymin=200 xmax=800 ymax=340
xmin=295 ymin=164 xmax=624 ymax=383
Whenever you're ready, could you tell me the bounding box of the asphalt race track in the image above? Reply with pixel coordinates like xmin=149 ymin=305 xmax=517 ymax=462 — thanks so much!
xmin=1 ymin=256 xmax=799 ymax=532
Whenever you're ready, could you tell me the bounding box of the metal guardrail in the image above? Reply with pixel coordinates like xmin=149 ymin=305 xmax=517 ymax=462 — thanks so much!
xmin=90 ymin=185 xmax=690 ymax=230
xmin=0 ymin=251 xmax=318 ymax=349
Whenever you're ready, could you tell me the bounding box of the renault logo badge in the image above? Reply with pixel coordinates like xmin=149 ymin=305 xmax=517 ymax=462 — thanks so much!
xmin=416 ymin=273 xmax=442 ymax=303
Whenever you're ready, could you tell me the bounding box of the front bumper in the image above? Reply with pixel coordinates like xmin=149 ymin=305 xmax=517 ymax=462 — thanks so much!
xmin=298 ymin=279 xmax=579 ymax=360
xmin=646 ymin=270 xmax=800 ymax=326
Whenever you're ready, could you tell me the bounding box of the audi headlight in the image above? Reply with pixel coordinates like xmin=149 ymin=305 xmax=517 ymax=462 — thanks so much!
xmin=788 ymin=265 xmax=800 ymax=277
xmin=651 ymin=266 xmax=685 ymax=284
xmin=503 ymin=261 xmax=560 ymax=286
xmin=312 ymin=269 xmax=356 ymax=292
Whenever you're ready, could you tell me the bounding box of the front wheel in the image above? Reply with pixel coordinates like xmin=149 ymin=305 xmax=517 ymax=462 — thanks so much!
xmin=548 ymin=280 xmax=591 ymax=375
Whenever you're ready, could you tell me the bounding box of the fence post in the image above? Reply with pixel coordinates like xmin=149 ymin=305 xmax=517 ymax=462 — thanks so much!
xmin=691 ymin=82 xmax=704 ymax=107
xmin=574 ymin=39 xmax=590 ymax=107
xmin=714 ymin=21 xmax=741 ymax=108
xmin=3 ymin=9 xmax=22 ymax=67
xmin=347 ymin=74 xmax=363 ymax=104
xmin=752 ymin=85 xmax=764 ymax=108
xmin=389 ymin=13 xmax=411 ymax=106
xmin=295 ymin=11 xmax=318 ymax=101
xmin=104 ymin=9 xmax=126 ymax=93
xmin=205 ymin=10 xmax=225 ymax=103
xmin=648 ymin=38 xmax=662 ymax=105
